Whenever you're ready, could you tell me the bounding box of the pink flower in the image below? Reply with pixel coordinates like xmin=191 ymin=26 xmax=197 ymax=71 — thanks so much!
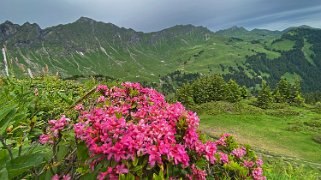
xmin=39 ymin=134 xmax=51 ymax=144
xmin=203 ymin=142 xmax=217 ymax=164
xmin=48 ymin=115 xmax=70 ymax=133
xmin=62 ymin=174 xmax=71 ymax=180
xmin=97 ymin=96 xmax=106 ymax=103
xmin=232 ymin=147 xmax=246 ymax=158
xmin=215 ymin=133 xmax=230 ymax=146
xmin=252 ymin=167 xmax=266 ymax=180
xmin=187 ymin=164 xmax=207 ymax=180
xmin=256 ymin=159 xmax=263 ymax=167
xmin=96 ymin=85 xmax=108 ymax=93
xmin=51 ymin=174 xmax=59 ymax=180
xmin=98 ymin=167 xmax=113 ymax=180
xmin=148 ymin=146 xmax=162 ymax=167
xmin=115 ymin=164 xmax=128 ymax=174
xmin=69 ymin=83 xmax=264 ymax=179
xmin=74 ymin=104 xmax=84 ymax=111
xmin=243 ymin=160 xmax=254 ymax=168
xmin=219 ymin=152 xmax=229 ymax=164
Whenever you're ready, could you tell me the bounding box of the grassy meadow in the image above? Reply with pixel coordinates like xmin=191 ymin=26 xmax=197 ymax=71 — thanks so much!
xmin=192 ymin=100 xmax=321 ymax=178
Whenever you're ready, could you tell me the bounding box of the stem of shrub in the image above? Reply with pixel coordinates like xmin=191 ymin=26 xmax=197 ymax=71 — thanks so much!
xmin=0 ymin=136 xmax=13 ymax=159
xmin=69 ymin=87 xmax=96 ymax=110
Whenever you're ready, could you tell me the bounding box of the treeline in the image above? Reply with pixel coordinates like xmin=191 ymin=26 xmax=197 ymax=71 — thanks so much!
xmin=304 ymin=91 xmax=321 ymax=104
xmin=175 ymin=74 xmax=304 ymax=109
xmin=176 ymin=74 xmax=248 ymax=107
xmin=256 ymin=78 xmax=304 ymax=109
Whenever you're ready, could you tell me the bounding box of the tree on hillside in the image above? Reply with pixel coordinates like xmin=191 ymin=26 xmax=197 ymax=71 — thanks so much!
xmin=176 ymin=74 xmax=244 ymax=105
xmin=226 ymin=79 xmax=242 ymax=103
xmin=257 ymin=81 xmax=273 ymax=109
xmin=192 ymin=76 xmax=211 ymax=104
xmin=273 ymin=89 xmax=282 ymax=103
xmin=290 ymin=79 xmax=304 ymax=105
xmin=207 ymin=74 xmax=228 ymax=102
xmin=192 ymin=74 xmax=227 ymax=103
xmin=275 ymin=78 xmax=290 ymax=103
xmin=240 ymin=85 xmax=250 ymax=99
xmin=176 ymin=83 xmax=195 ymax=107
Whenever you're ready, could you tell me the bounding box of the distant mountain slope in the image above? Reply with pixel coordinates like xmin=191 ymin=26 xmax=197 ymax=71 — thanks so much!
xmin=1 ymin=17 xmax=321 ymax=92
xmin=0 ymin=17 xmax=214 ymax=81
xmin=215 ymin=26 xmax=282 ymax=39
xmin=242 ymin=27 xmax=321 ymax=92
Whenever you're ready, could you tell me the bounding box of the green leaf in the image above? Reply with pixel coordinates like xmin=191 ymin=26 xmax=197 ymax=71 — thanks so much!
xmin=0 ymin=104 xmax=17 ymax=135
xmin=7 ymin=152 xmax=46 ymax=178
xmin=152 ymin=173 xmax=164 ymax=180
xmin=57 ymin=144 xmax=69 ymax=161
xmin=57 ymin=92 xmax=73 ymax=105
xmin=119 ymin=173 xmax=126 ymax=180
xmin=159 ymin=168 xmax=164 ymax=179
xmin=0 ymin=104 xmax=16 ymax=122
xmin=131 ymin=165 xmax=143 ymax=172
xmin=132 ymin=157 xmax=138 ymax=167
xmin=77 ymin=142 xmax=90 ymax=162
xmin=125 ymin=172 xmax=135 ymax=180
xmin=0 ymin=168 xmax=8 ymax=180
xmin=0 ymin=150 xmax=9 ymax=169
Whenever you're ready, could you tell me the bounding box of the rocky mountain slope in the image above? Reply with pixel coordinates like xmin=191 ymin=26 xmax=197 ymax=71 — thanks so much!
xmin=1 ymin=17 xmax=321 ymax=91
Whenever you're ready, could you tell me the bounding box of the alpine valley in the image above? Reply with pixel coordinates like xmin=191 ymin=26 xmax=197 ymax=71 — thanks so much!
xmin=1 ymin=17 xmax=321 ymax=92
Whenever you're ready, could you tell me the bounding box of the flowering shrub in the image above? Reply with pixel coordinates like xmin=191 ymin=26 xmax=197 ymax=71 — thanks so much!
xmin=40 ymin=82 xmax=265 ymax=179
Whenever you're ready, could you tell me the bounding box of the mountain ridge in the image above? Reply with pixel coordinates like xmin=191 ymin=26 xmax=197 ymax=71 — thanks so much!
xmin=1 ymin=17 xmax=321 ymax=92
xmin=2 ymin=17 xmax=320 ymax=34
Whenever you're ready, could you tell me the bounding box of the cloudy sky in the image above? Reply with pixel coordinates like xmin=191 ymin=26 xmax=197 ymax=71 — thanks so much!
xmin=1 ymin=0 xmax=321 ymax=32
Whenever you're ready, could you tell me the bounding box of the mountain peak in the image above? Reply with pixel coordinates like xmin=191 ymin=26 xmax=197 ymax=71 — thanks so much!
xmin=215 ymin=26 xmax=248 ymax=37
xmin=229 ymin=26 xmax=247 ymax=31
xmin=1 ymin=20 xmax=14 ymax=26
xmin=282 ymin=25 xmax=319 ymax=33
xmin=158 ymin=24 xmax=212 ymax=34
xmin=298 ymin=25 xmax=314 ymax=29
xmin=76 ymin=17 xmax=96 ymax=23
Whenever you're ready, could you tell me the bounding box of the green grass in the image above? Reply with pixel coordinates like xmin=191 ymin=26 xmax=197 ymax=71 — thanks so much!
xmin=270 ymin=40 xmax=295 ymax=51
xmin=281 ymin=72 xmax=301 ymax=84
xmin=302 ymin=38 xmax=315 ymax=66
xmin=196 ymin=101 xmax=321 ymax=164
xmin=263 ymin=157 xmax=321 ymax=179
xmin=7 ymin=31 xmax=284 ymax=82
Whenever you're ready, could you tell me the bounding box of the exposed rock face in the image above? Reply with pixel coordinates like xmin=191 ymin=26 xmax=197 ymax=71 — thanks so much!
xmin=0 ymin=21 xmax=20 ymax=41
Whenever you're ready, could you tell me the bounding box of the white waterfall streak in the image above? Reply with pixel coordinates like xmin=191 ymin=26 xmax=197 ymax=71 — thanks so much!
xmin=2 ymin=48 xmax=9 ymax=77
xmin=27 ymin=68 xmax=34 ymax=79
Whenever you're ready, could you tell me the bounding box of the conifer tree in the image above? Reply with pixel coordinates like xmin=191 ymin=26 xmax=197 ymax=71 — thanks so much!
xmin=257 ymin=81 xmax=273 ymax=109
xmin=226 ymin=79 xmax=242 ymax=103
xmin=207 ymin=74 xmax=228 ymax=102
xmin=240 ymin=86 xmax=250 ymax=99
xmin=275 ymin=78 xmax=290 ymax=103
xmin=176 ymin=83 xmax=194 ymax=107
xmin=290 ymin=79 xmax=304 ymax=105
xmin=273 ymin=89 xmax=282 ymax=103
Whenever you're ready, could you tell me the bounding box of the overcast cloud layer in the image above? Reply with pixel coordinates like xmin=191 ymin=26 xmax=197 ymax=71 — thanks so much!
xmin=1 ymin=0 xmax=321 ymax=32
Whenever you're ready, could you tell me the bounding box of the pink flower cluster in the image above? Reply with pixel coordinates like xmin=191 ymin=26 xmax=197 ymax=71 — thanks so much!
xmin=39 ymin=115 xmax=70 ymax=144
xmin=74 ymin=83 xmax=201 ymax=178
xmin=186 ymin=164 xmax=207 ymax=180
xmin=40 ymin=82 xmax=266 ymax=179
xmin=232 ymin=147 xmax=247 ymax=158
xmin=51 ymin=174 xmax=71 ymax=180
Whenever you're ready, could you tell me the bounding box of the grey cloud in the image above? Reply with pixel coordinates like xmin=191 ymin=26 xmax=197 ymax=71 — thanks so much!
xmin=1 ymin=0 xmax=321 ymax=32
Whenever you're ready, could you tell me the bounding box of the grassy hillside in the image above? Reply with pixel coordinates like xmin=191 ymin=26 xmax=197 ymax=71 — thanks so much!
xmin=193 ymin=100 xmax=321 ymax=165
xmin=2 ymin=19 xmax=321 ymax=92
